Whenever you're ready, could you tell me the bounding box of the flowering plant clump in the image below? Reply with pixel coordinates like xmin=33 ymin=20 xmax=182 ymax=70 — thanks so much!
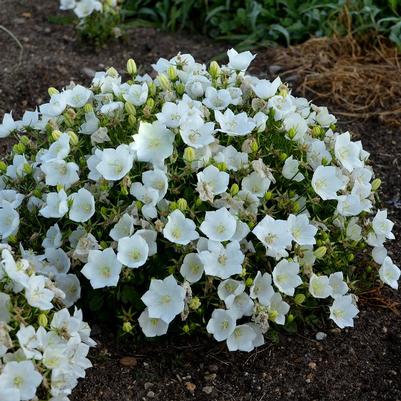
xmin=59 ymin=0 xmax=121 ymax=44
xmin=0 ymin=247 xmax=94 ymax=400
xmin=0 ymin=49 xmax=399 ymax=356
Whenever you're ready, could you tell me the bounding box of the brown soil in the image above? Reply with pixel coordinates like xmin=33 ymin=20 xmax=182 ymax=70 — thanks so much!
xmin=1 ymin=1 xmax=400 ymax=401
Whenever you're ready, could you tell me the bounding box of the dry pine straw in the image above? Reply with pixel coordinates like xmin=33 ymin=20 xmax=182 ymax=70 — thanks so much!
xmin=274 ymin=36 xmax=401 ymax=125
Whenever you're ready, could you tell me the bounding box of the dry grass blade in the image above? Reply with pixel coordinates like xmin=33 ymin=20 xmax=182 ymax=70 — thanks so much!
xmin=274 ymin=35 xmax=401 ymax=125
xmin=0 ymin=25 xmax=24 ymax=68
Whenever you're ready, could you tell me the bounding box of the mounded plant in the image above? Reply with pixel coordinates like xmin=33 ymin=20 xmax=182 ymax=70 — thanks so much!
xmin=0 ymin=50 xmax=399 ymax=399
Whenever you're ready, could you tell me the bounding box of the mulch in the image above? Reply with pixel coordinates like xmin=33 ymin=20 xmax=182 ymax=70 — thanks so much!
xmin=1 ymin=1 xmax=400 ymax=400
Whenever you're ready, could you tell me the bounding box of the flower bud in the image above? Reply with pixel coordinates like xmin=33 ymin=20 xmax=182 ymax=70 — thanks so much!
xmin=182 ymin=324 xmax=190 ymax=334
xmin=51 ymin=130 xmax=62 ymax=141
xmin=183 ymin=147 xmax=196 ymax=163
xmin=0 ymin=161 xmax=7 ymax=172
xmin=157 ymin=73 xmax=171 ymax=91
xmin=177 ymin=198 xmax=188 ymax=211
xmin=371 ymin=178 xmax=381 ymax=191
xmin=347 ymin=253 xmax=355 ymax=262
xmin=13 ymin=143 xmax=25 ymax=154
xmin=250 ymin=139 xmax=259 ymax=153
xmin=169 ymin=201 xmax=178 ymax=211
xmin=230 ymin=183 xmax=239 ymax=196
xmin=264 ymin=191 xmax=273 ymax=201
xmin=279 ymin=152 xmax=287 ymax=162
xmin=288 ymin=128 xmax=296 ymax=139
xmin=125 ymin=102 xmax=136 ymax=116
xmin=84 ymin=103 xmax=93 ymax=113
xmin=127 ymin=58 xmax=137 ymax=76
xmin=48 ymin=87 xmax=59 ymax=96
xmin=314 ymin=246 xmax=327 ymax=259
xmin=209 ymin=61 xmax=220 ymax=78
xmin=32 ymin=188 xmax=42 ymax=198
xmin=312 ymin=126 xmax=321 ymax=137
xmin=245 ymin=277 xmax=253 ymax=287
xmin=146 ymin=98 xmax=155 ymax=110
xmin=100 ymin=241 xmax=108 ymax=249
xmin=175 ymin=82 xmax=185 ymax=96
xmin=67 ymin=131 xmax=79 ymax=146
xmin=23 ymin=163 xmax=32 ymax=175
xmin=217 ymin=162 xmax=227 ymax=171
xmin=38 ymin=313 xmax=48 ymax=327
xmin=189 ymin=297 xmax=201 ymax=310
xmin=287 ymin=313 xmax=295 ymax=323
xmin=135 ymin=200 xmax=143 ymax=209
xmin=148 ymin=82 xmax=156 ymax=97
xmin=20 ymin=135 xmax=30 ymax=146
xmin=57 ymin=184 xmax=65 ymax=192
xmin=7 ymin=235 xmax=17 ymax=245
xmin=294 ymin=293 xmax=305 ymax=304
xmin=167 ymin=66 xmax=177 ymax=81
xmin=106 ymin=67 xmax=118 ymax=77
xmin=122 ymin=322 xmax=133 ymax=333
xmin=128 ymin=115 xmax=137 ymax=127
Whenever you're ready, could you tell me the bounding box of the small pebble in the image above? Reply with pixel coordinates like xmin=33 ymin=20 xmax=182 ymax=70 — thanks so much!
xmin=147 ymin=391 xmax=155 ymax=398
xmin=144 ymin=382 xmax=154 ymax=390
xmin=315 ymin=332 xmax=327 ymax=341
xmin=202 ymin=386 xmax=213 ymax=394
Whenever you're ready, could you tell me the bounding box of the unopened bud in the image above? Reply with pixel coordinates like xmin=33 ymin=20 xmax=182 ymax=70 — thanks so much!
xmin=125 ymin=102 xmax=136 ymax=116
xmin=294 ymin=293 xmax=305 ymax=305
xmin=67 ymin=131 xmax=79 ymax=146
xmin=57 ymin=184 xmax=64 ymax=192
xmin=23 ymin=163 xmax=32 ymax=175
xmin=48 ymin=87 xmax=59 ymax=96
xmin=264 ymin=191 xmax=273 ymax=201
xmin=20 ymin=135 xmax=30 ymax=146
xmin=51 ymin=130 xmax=62 ymax=141
xmin=230 ymin=183 xmax=239 ymax=196
xmin=287 ymin=313 xmax=295 ymax=323
xmin=106 ymin=66 xmax=118 ymax=78
xmin=146 ymin=98 xmax=155 ymax=110
xmin=183 ymin=147 xmax=196 ymax=163
xmin=169 ymin=201 xmax=178 ymax=211
xmin=38 ymin=313 xmax=48 ymax=327
xmin=0 ymin=161 xmax=7 ymax=172
xmin=148 ymin=82 xmax=156 ymax=96
xmin=157 ymin=73 xmax=171 ymax=91
xmin=250 ymin=139 xmax=259 ymax=153
xmin=189 ymin=297 xmax=201 ymax=310
xmin=245 ymin=277 xmax=253 ymax=287
xmin=288 ymin=128 xmax=296 ymax=139
xmin=279 ymin=152 xmax=287 ymax=162
xmin=371 ymin=178 xmax=381 ymax=191
xmin=127 ymin=58 xmax=137 ymax=76
xmin=128 ymin=115 xmax=137 ymax=127
xmin=13 ymin=143 xmax=25 ymax=154
xmin=175 ymin=82 xmax=185 ymax=96
xmin=314 ymin=246 xmax=327 ymax=259
xmin=209 ymin=61 xmax=220 ymax=78
xmin=177 ymin=198 xmax=187 ymax=211
xmin=167 ymin=66 xmax=177 ymax=81
xmin=84 ymin=103 xmax=93 ymax=113
xmin=122 ymin=322 xmax=133 ymax=333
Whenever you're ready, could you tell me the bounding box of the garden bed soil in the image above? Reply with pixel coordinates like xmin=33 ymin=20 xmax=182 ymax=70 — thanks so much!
xmin=1 ymin=1 xmax=400 ymax=400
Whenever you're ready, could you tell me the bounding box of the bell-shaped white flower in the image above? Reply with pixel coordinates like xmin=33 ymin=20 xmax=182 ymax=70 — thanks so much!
xmin=55 ymin=273 xmax=81 ymax=307
xmin=328 ymin=271 xmax=349 ymax=298
xmin=68 ymin=188 xmax=95 ymax=223
xmin=180 ymin=120 xmax=215 ymax=149
xmin=0 ymin=190 xmax=24 ymax=209
xmin=40 ymin=190 xmax=69 ymax=219
xmin=74 ymin=0 xmax=102 ymax=18
xmin=156 ymin=102 xmax=181 ymax=128
xmin=196 ymin=165 xmax=229 ymax=202
xmin=336 ymin=194 xmax=364 ymax=217
xmin=288 ymin=214 xmax=317 ymax=246
xmin=16 ymin=325 xmax=42 ymax=360
xmin=132 ymin=121 xmax=174 ymax=166
xmin=329 ymin=295 xmax=359 ymax=328
xmin=251 ymin=76 xmax=281 ymax=99
xmin=226 ymin=48 xmax=255 ymax=71
xmin=202 ymin=87 xmax=231 ymax=110
xmin=39 ymin=93 xmax=67 ymax=117
xmin=335 ymin=132 xmax=363 ymax=172
xmin=214 ymin=145 xmax=248 ymax=171
xmin=136 ymin=229 xmax=158 ymax=256
xmin=142 ymin=169 xmax=168 ymax=201
xmin=372 ymin=210 xmax=394 ymax=240
xmin=309 ymin=274 xmax=331 ymax=299
xmin=66 ymin=85 xmax=92 ymax=108
xmin=123 ymin=83 xmax=148 ymax=106
xmin=226 ymin=324 xmax=257 ymax=352
xmin=379 ymin=257 xmax=400 ymax=289
xmin=306 ymin=138 xmax=332 ymax=170
xmin=225 ymin=292 xmax=254 ymax=319
xmin=0 ymin=202 xmax=19 ymax=239
xmin=241 ymin=171 xmax=270 ymax=198
xmin=81 ymin=248 xmax=122 ymax=289
xmin=130 ymin=182 xmax=159 ymax=219
xmin=282 ymin=156 xmax=304 ymax=182
xmin=200 ymin=207 xmax=237 ymax=242
xmin=312 ymin=166 xmax=347 ymax=200
xmin=250 ymin=271 xmax=274 ymax=305
xmin=79 ymin=111 xmax=100 ymax=135
xmin=40 ymin=132 xmax=70 ymax=162
xmin=199 ymin=240 xmax=244 ymax=279
xmin=215 ymin=109 xmax=255 ymax=136
xmin=180 ymin=253 xmax=204 ymax=283
xmin=25 ymin=275 xmax=54 ymax=310
xmin=272 ymin=259 xmax=302 ymax=296
xmin=206 ymin=308 xmax=236 ymax=341
xmin=141 ymin=275 xmax=186 ymax=324
xmin=372 ymin=246 xmax=387 ymax=265
xmin=42 ymin=223 xmax=62 ymax=249
xmin=96 ymin=145 xmax=134 ymax=181
xmin=0 ymin=360 xmax=42 ymax=400
xmin=109 ymin=213 xmax=135 ymax=241
xmin=138 ymin=307 xmax=169 ymax=337
xmin=0 ymin=112 xmax=16 ymax=138
xmin=267 ymin=292 xmax=290 ymax=325
xmin=217 ymin=279 xmax=245 ymax=303
xmin=41 ymin=159 xmax=79 ymax=189
xmin=117 ymin=234 xmax=149 ymax=268
xmin=163 ymin=209 xmax=199 ymax=245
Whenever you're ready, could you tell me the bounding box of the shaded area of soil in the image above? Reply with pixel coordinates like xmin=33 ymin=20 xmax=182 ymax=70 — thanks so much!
xmin=1 ymin=2 xmax=400 ymax=401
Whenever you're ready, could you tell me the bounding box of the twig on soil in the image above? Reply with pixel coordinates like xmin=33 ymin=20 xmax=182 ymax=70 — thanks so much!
xmin=0 ymin=25 xmax=24 ymax=68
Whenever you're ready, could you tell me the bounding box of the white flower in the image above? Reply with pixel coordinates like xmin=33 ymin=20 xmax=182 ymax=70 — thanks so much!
xmin=206 ymin=309 xmax=236 ymax=341
xmin=39 ymin=93 xmax=67 ymax=117
xmin=40 ymin=132 xmax=70 ymax=162
xmin=142 ymin=169 xmax=168 ymax=201
xmin=334 ymin=132 xmax=363 ymax=172
xmin=25 ymin=275 xmax=55 ymax=310
xmin=81 ymin=248 xmax=122 ymax=289
xmin=306 ymin=139 xmax=332 ymax=170
xmin=156 ymin=102 xmax=181 ymax=128
xmin=0 ymin=361 xmax=42 ymax=400
xmin=141 ymin=275 xmax=186 ymax=324
xmin=309 ymin=274 xmax=331 ymax=299
xmin=215 ymin=109 xmax=255 ymax=136
xmin=250 ymin=271 xmax=274 ymax=305
xmin=41 ymin=159 xmax=80 ymax=188
xmin=55 ymin=273 xmax=81 ymax=307
xmin=379 ymin=257 xmax=400 ymax=289
xmin=329 ymin=295 xmax=359 ymax=328
xmin=109 ymin=213 xmax=134 ymax=241
xmin=328 ymin=272 xmax=349 ymax=298
xmin=312 ymin=166 xmax=347 ymax=200
xmin=217 ymin=279 xmax=245 ymax=303
xmin=283 ymin=112 xmax=308 ymax=142
xmin=267 ymin=292 xmax=290 ymax=325
xmin=372 ymin=246 xmax=387 ymax=265
xmin=372 ymin=210 xmax=394 ymax=240
xmin=74 ymin=0 xmax=102 ymax=18
xmin=0 ymin=202 xmax=19 ymax=239
xmin=96 ymin=145 xmax=134 ymax=181
xmin=180 ymin=121 xmax=215 ymax=148
xmin=282 ymin=156 xmax=304 ymax=182
xmin=16 ymin=325 xmax=41 ymax=360
xmin=226 ymin=324 xmax=257 ymax=352
xmin=66 ymin=85 xmax=92 ymax=108
xmin=136 ymin=229 xmax=157 ymax=256
xmin=196 ymin=165 xmax=229 ymax=202
xmin=226 ymin=48 xmax=255 ymax=71
xmin=68 ymin=188 xmax=95 ymax=223
xmin=251 ymin=77 xmax=281 ymax=99
xmin=225 ymin=292 xmax=254 ymax=319
xmin=202 ymin=87 xmax=231 ymax=110
xmin=60 ymin=0 xmax=76 ymax=11
xmin=138 ymin=307 xmax=169 ymax=337
xmin=252 ymin=215 xmax=292 ymax=258
xmin=214 ymin=145 xmax=248 ymax=171
xmin=117 ymin=234 xmax=149 ymax=268
xmin=288 ymin=214 xmax=317 ymax=246
xmin=0 ymin=292 xmax=11 ymax=323
xmin=180 ymin=253 xmax=204 ymax=283
xmin=42 ymin=224 xmax=63 ymax=249
xmin=2 ymin=249 xmax=29 ymax=289
xmin=272 ymin=259 xmax=302 ymax=296
xmin=79 ymin=111 xmax=100 ymax=135
xmin=200 ymin=207 xmax=237 ymax=242
xmin=336 ymin=194 xmax=364 ymax=217
xmin=199 ymin=240 xmax=244 ymax=279
xmin=40 ymin=190 xmax=69 ymax=219
xmin=241 ymin=172 xmax=270 ymax=198
xmin=123 ymin=83 xmax=148 ymax=106
xmin=163 ymin=209 xmax=199 ymax=245
xmin=0 ymin=112 xmax=16 ymax=138
xmin=132 ymin=121 xmax=175 ymax=166
xmin=6 ymin=155 xmax=29 ymax=179
xmin=0 ymin=190 xmax=24 ymax=209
